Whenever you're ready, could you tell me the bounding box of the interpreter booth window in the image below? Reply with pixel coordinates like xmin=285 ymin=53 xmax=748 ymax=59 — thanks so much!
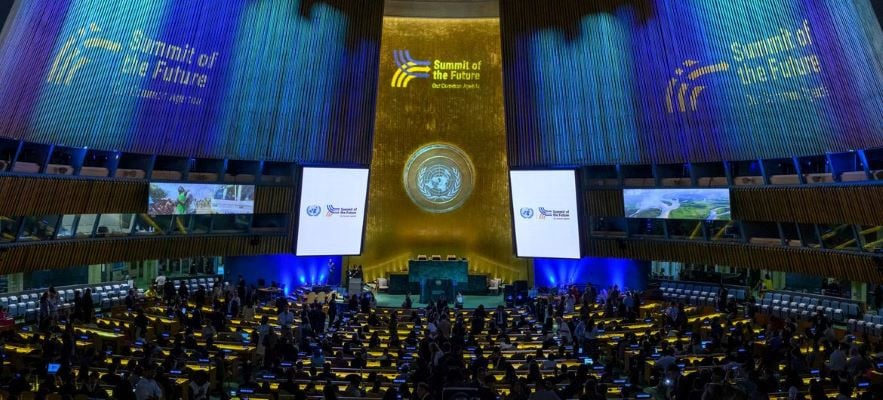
xmin=819 ymin=224 xmax=859 ymax=251
xmin=133 ymin=214 xmax=172 ymax=235
xmin=211 ymin=214 xmax=250 ymax=233
xmin=18 ymin=215 xmax=59 ymax=241
xmin=858 ymin=225 xmax=883 ymax=252
xmin=169 ymin=215 xmax=191 ymax=235
xmin=252 ymin=214 xmax=287 ymax=232
xmin=798 ymin=224 xmax=821 ymax=248
xmin=591 ymin=217 xmax=626 ymax=237
xmin=667 ymin=220 xmax=704 ymax=241
xmin=132 ymin=215 xmax=158 ymax=235
xmin=708 ymin=220 xmax=740 ymax=242
xmin=0 ymin=216 xmax=20 ymax=242
xmin=57 ymin=215 xmax=77 ymax=238
xmin=191 ymin=215 xmax=212 ymax=234
xmin=75 ymin=214 xmax=98 ymax=238
xmin=151 ymin=215 xmax=175 ymax=235
xmin=97 ymin=214 xmax=135 ymax=237
xmin=628 ymin=219 xmax=665 ymax=238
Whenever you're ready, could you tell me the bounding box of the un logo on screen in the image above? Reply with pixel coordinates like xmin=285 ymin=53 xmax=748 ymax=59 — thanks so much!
xmin=306 ymin=205 xmax=322 ymax=217
xmin=520 ymin=207 xmax=534 ymax=219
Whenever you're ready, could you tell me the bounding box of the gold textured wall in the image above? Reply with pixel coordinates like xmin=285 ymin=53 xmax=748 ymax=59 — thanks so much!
xmin=348 ymin=17 xmax=530 ymax=284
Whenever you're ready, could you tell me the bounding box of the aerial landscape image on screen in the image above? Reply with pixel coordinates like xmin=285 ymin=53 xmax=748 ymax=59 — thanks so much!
xmin=623 ymin=189 xmax=731 ymax=221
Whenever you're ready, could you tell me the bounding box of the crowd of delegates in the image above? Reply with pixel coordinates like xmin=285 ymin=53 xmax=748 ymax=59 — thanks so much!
xmin=33 ymin=286 xmax=141 ymax=331
xmin=0 ymin=279 xmax=881 ymax=400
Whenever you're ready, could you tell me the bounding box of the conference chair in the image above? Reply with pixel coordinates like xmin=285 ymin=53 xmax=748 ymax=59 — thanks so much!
xmin=10 ymin=296 xmax=23 ymax=318
xmin=25 ymin=301 xmax=38 ymax=321
xmin=852 ymin=313 xmax=873 ymax=333
xmin=872 ymin=315 xmax=883 ymax=337
xmin=845 ymin=303 xmax=859 ymax=321
xmin=377 ymin=278 xmax=389 ymax=292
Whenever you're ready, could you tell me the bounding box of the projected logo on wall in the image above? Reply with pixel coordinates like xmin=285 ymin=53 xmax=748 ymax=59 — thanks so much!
xmin=665 ymin=60 xmax=730 ymax=113
xmin=45 ymin=22 xmax=222 ymax=106
xmin=666 ymin=19 xmax=826 ymax=114
xmin=403 ymin=143 xmax=475 ymax=214
xmin=391 ymin=49 xmax=483 ymax=90
xmin=47 ymin=23 xmax=122 ymax=86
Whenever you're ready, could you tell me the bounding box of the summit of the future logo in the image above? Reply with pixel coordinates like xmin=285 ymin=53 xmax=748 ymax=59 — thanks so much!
xmin=47 ymin=23 xmax=122 ymax=86
xmin=391 ymin=50 xmax=431 ymax=88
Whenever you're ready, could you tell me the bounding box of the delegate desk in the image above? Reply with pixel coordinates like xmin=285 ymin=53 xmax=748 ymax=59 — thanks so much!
xmin=409 ymin=259 xmax=467 ymax=303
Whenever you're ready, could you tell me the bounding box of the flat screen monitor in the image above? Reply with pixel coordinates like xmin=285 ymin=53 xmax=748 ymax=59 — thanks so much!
xmin=148 ymin=183 xmax=255 ymax=215
xmin=47 ymin=363 xmax=61 ymax=375
xmin=296 ymin=167 xmax=370 ymax=256
xmin=623 ymin=188 xmax=731 ymax=221
xmin=510 ymin=170 xmax=581 ymax=259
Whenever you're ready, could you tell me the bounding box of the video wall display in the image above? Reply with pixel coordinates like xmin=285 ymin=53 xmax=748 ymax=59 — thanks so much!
xmin=623 ymin=189 xmax=732 ymax=221
xmin=502 ymin=0 xmax=883 ymax=166
xmin=296 ymin=168 xmax=370 ymax=256
xmin=0 ymin=0 xmax=382 ymax=163
xmin=510 ymin=170 xmax=581 ymax=259
xmin=148 ymin=183 xmax=255 ymax=215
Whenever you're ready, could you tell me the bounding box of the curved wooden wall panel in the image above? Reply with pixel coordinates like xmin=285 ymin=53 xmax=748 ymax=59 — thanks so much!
xmin=0 ymin=176 xmax=147 ymax=216
xmin=0 ymin=175 xmax=297 ymax=217
xmin=253 ymin=186 xmax=295 ymax=214
xmin=731 ymin=185 xmax=883 ymax=226
xmin=588 ymin=238 xmax=883 ymax=283
xmin=0 ymin=235 xmax=290 ymax=274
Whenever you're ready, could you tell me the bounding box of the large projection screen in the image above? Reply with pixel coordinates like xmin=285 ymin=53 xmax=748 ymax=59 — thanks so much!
xmin=623 ymin=189 xmax=732 ymax=221
xmin=148 ymin=183 xmax=255 ymax=215
xmin=296 ymin=167 xmax=370 ymax=256
xmin=510 ymin=170 xmax=581 ymax=259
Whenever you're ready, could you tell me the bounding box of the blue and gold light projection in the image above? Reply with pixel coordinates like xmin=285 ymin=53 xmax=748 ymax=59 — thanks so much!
xmin=501 ymin=0 xmax=883 ymax=166
xmin=0 ymin=0 xmax=382 ymax=163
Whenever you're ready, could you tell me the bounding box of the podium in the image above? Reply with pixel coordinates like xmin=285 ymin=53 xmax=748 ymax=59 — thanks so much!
xmin=420 ymin=279 xmax=453 ymax=304
xmin=348 ymin=278 xmax=363 ymax=296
